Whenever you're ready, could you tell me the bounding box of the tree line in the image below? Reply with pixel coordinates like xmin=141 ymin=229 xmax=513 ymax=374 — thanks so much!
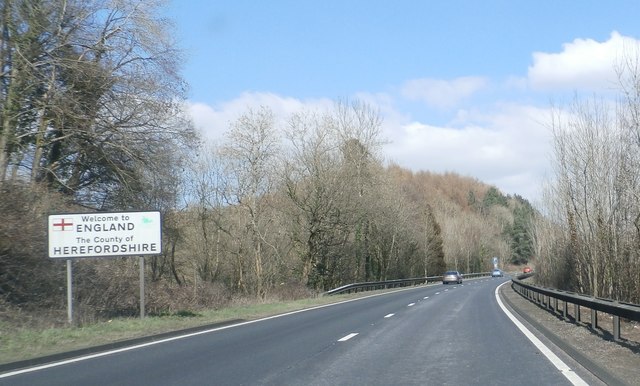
xmin=0 ymin=96 xmax=530 ymax=317
xmin=0 ymin=0 xmax=534 ymax=321
xmin=535 ymin=55 xmax=640 ymax=304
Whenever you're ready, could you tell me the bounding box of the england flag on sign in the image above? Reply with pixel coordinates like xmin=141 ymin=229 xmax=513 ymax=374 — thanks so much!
xmin=52 ymin=218 xmax=74 ymax=231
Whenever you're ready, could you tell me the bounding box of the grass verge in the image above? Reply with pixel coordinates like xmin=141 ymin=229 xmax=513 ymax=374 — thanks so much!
xmin=0 ymin=291 xmax=379 ymax=365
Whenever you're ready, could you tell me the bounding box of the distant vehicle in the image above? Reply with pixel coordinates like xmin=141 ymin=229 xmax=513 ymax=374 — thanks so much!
xmin=523 ymin=267 xmax=532 ymax=274
xmin=491 ymin=269 xmax=503 ymax=277
xmin=442 ymin=270 xmax=463 ymax=284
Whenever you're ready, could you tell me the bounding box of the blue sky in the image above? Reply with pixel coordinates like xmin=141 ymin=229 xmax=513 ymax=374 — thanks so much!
xmin=165 ymin=1 xmax=640 ymax=203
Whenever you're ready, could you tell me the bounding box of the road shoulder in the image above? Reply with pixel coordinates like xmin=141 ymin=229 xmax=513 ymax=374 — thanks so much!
xmin=499 ymin=281 xmax=640 ymax=386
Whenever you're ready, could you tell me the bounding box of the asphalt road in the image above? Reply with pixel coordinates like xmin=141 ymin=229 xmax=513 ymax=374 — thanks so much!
xmin=1 ymin=277 xmax=589 ymax=385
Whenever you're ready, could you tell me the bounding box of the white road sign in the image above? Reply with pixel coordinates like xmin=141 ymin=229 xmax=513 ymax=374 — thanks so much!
xmin=48 ymin=211 xmax=162 ymax=258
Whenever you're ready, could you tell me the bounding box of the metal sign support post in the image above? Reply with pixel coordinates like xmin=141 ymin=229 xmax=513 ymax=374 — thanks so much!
xmin=49 ymin=211 xmax=161 ymax=323
xmin=139 ymin=255 xmax=145 ymax=319
xmin=67 ymin=259 xmax=73 ymax=324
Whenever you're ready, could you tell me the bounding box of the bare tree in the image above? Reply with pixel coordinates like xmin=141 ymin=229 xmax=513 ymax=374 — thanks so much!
xmin=180 ymin=144 xmax=235 ymax=294
xmin=220 ymin=107 xmax=281 ymax=298
xmin=282 ymin=109 xmax=343 ymax=289
xmin=546 ymin=96 xmax=632 ymax=298
xmin=0 ymin=0 xmax=197 ymax=208
xmin=281 ymin=102 xmax=384 ymax=289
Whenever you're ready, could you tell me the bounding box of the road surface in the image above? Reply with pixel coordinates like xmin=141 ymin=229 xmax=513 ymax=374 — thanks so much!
xmin=1 ymin=277 xmax=593 ymax=385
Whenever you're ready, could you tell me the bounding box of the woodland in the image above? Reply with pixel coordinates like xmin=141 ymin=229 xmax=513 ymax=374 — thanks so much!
xmin=1 ymin=0 xmax=639 ymax=324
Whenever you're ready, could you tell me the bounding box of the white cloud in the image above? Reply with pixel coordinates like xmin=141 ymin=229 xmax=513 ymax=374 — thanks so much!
xmin=383 ymin=103 xmax=552 ymax=202
xmin=400 ymin=77 xmax=489 ymax=109
xmin=528 ymin=31 xmax=640 ymax=91
xmin=184 ymin=88 xmax=557 ymax=202
xmin=186 ymin=92 xmax=334 ymax=143
xmin=353 ymin=91 xmax=411 ymax=125
xmin=184 ymin=91 xmax=552 ymax=202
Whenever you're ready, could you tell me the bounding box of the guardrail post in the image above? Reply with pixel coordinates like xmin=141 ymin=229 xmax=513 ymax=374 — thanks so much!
xmin=562 ymin=301 xmax=567 ymax=319
xmin=546 ymin=295 xmax=551 ymax=310
xmin=574 ymin=303 xmax=580 ymax=323
xmin=613 ymin=315 xmax=620 ymax=341
xmin=591 ymin=308 xmax=597 ymax=330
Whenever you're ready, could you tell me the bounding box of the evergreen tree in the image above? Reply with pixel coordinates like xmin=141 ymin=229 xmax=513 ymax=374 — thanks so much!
xmin=424 ymin=204 xmax=446 ymax=276
xmin=508 ymin=202 xmax=535 ymax=264
xmin=482 ymin=186 xmax=508 ymax=209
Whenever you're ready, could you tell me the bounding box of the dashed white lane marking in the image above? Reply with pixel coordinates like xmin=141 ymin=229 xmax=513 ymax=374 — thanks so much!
xmin=495 ymin=282 xmax=588 ymax=386
xmin=444 ymin=289 xmax=449 ymax=292
xmin=423 ymin=296 xmax=429 ymax=299
xmin=384 ymin=313 xmax=395 ymax=318
xmin=2 ymin=284 xmax=437 ymax=379
xmin=435 ymin=292 xmax=441 ymax=295
xmin=408 ymin=303 xmax=415 ymax=307
xmin=338 ymin=333 xmax=359 ymax=342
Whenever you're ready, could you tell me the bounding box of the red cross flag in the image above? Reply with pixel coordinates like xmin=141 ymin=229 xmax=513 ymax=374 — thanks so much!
xmin=52 ymin=218 xmax=74 ymax=231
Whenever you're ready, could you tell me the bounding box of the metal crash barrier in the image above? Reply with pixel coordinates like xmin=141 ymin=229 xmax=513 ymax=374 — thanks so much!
xmin=511 ymin=277 xmax=640 ymax=341
xmin=325 ymin=272 xmax=492 ymax=296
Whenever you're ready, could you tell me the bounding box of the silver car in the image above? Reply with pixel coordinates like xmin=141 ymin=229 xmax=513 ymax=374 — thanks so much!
xmin=491 ymin=269 xmax=503 ymax=277
xmin=442 ymin=270 xmax=462 ymax=284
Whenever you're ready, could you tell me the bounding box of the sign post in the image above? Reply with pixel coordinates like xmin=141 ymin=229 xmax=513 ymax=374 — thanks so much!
xmin=67 ymin=259 xmax=73 ymax=324
xmin=48 ymin=211 xmax=162 ymax=323
xmin=139 ymin=256 xmax=145 ymax=319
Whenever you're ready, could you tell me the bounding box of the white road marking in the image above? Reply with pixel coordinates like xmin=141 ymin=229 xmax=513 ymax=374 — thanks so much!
xmin=384 ymin=313 xmax=395 ymax=318
xmin=338 ymin=333 xmax=359 ymax=342
xmin=495 ymin=282 xmax=588 ymax=386
xmin=408 ymin=303 xmax=415 ymax=307
xmin=435 ymin=292 xmax=441 ymax=295
xmin=0 ymin=284 xmax=431 ymax=379
xmin=444 ymin=289 xmax=449 ymax=292
xmin=423 ymin=296 xmax=429 ymax=299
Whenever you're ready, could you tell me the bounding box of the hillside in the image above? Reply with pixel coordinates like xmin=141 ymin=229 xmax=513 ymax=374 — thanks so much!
xmin=0 ymin=166 xmax=534 ymax=324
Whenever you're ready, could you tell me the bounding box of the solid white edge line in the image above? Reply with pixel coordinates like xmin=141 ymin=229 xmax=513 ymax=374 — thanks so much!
xmin=1 ymin=283 xmax=436 ymax=379
xmin=495 ymin=282 xmax=588 ymax=386
xmin=4 ymin=279 xmax=490 ymax=379
xmin=338 ymin=333 xmax=359 ymax=342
